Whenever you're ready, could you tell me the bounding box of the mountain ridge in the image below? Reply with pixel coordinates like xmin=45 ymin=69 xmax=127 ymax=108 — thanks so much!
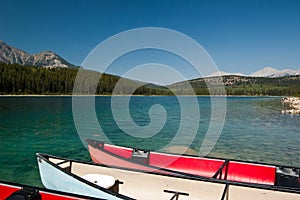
xmin=1 ymin=39 xmax=299 ymax=79
xmin=0 ymin=40 xmax=75 ymax=68
xmin=208 ymin=67 xmax=300 ymax=78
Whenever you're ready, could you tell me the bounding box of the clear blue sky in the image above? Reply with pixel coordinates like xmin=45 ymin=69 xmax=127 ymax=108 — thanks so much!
xmin=1 ymin=0 xmax=299 ymax=83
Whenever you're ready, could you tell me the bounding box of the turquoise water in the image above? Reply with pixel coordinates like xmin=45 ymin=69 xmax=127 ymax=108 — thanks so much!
xmin=0 ymin=96 xmax=299 ymax=187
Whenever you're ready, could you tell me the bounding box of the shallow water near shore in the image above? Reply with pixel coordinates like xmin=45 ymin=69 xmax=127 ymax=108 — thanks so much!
xmin=0 ymin=96 xmax=299 ymax=187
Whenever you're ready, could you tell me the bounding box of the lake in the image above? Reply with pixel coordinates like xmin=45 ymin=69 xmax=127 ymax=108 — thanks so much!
xmin=0 ymin=96 xmax=299 ymax=187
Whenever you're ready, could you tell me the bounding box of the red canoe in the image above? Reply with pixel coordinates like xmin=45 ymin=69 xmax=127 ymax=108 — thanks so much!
xmin=0 ymin=180 xmax=105 ymax=200
xmin=85 ymin=138 xmax=300 ymax=188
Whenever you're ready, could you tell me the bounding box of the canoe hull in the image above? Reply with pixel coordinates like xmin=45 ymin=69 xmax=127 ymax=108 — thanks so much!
xmin=86 ymin=139 xmax=300 ymax=188
xmin=37 ymin=155 xmax=123 ymax=200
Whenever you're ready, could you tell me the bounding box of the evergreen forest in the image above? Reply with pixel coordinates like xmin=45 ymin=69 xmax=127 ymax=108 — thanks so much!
xmin=1 ymin=63 xmax=300 ymax=96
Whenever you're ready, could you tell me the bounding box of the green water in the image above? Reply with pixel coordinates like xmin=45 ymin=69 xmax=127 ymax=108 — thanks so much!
xmin=0 ymin=96 xmax=299 ymax=187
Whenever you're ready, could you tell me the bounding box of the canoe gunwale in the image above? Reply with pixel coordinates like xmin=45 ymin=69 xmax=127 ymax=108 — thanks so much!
xmin=37 ymin=153 xmax=135 ymax=200
xmin=37 ymin=153 xmax=215 ymax=184
xmin=38 ymin=153 xmax=300 ymax=195
xmin=85 ymin=139 xmax=300 ymax=193
xmin=86 ymin=138 xmax=300 ymax=169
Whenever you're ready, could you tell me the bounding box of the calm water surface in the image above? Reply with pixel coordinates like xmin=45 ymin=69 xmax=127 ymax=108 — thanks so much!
xmin=0 ymin=96 xmax=299 ymax=187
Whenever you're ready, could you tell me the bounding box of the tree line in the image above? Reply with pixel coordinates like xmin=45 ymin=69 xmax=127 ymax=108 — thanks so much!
xmin=1 ymin=63 xmax=300 ymax=96
xmin=169 ymin=75 xmax=300 ymax=96
xmin=222 ymin=75 xmax=300 ymax=96
xmin=0 ymin=63 xmax=171 ymax=95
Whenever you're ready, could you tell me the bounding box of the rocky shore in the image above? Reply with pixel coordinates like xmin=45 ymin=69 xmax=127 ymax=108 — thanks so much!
xmin=281 ymin=97 xmax=300 ymax=114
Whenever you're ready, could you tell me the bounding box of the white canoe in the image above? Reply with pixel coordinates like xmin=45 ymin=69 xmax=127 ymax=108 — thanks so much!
xmin=37 ymin=153 xmax=300 ymax=200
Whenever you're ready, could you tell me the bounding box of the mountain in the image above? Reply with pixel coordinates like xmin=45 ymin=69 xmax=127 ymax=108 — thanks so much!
xmin=250 ymin=67 xmax=300 ymax=77
xmin=248 ymin=67 xmax=300 ymax=77
xmin=207 ymin=71 xmax=246 ymax=77
xmin=0 ymin=40 xmax=74 ymax=68
xmin=208 ymin=67 xmax=300 ymax=78
xmin=249 ymin=67 xmax=280 ymax=77
xmin=2 ymin=39 xmax=299 ymax=78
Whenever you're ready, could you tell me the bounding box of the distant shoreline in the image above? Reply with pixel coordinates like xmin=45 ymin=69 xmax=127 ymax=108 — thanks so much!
xmin=0 ymin=94 xmax=284 ymax=97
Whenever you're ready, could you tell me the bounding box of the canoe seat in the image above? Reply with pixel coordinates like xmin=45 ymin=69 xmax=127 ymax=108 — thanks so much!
xmin=81 ymin=174 xmax=116 ymax=189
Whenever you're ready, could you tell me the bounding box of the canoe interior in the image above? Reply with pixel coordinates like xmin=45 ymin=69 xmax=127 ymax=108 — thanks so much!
xmin=86 ymin=139 xmax=300 ymax=188
xmin=41 ymin=154 xmax=300 ymax=200
xmin=47 ymin=156 xmax=225 ymax=200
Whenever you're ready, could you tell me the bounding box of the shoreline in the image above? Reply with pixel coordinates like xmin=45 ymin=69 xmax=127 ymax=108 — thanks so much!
xmin=0 ymin=94 xmax=286 ymax=98
xmin=0 ymin=94 xmax=284 ymax=97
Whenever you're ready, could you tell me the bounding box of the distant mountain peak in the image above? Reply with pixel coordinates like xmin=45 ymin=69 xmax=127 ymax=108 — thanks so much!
xmin=250 ymin=67 xmax=279 ymax=77
xmin=0 ymin=40 xmax=74 ymax=68
xmin=207 ymin=70 xmax=246 ymax=77
xmin=207 ymin=66 xmax=300 ymax=78
xmin=250 ymin=66 xmax=300 ymax=77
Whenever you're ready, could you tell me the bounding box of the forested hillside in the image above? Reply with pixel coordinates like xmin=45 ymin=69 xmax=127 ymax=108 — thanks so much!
xmin=170 ymin=75 xmax=300 ymax=96
xmin=0 ymin=63 xmax=170 ymax=95
xmin=1 ymin=63 xmax=300 ymax=96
